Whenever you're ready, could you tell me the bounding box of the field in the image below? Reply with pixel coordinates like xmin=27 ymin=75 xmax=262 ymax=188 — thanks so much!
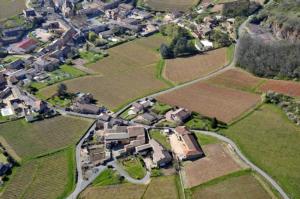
xmin=1 ymin=149 xmax=74 ymax=199
xmin=143 ymin=175 xmax=179 ymax=199
xmin=182 ymin=143 xmax=243 ymax=188
xmin=79 ymin=183 xmax=147 ymax=199
xmin=38 ymin=35 xmax=170 ymax=110
xmin=156 ymin=82 xmax=261 ymax=123
xmin=190 ymin=171 xmax=272 ymax=199
xmin=92 ymin=169 xmax=122 ymax=187
xmin=223 ymin=104 xmax=300 ymax=198
xmin=0 ymin=116 xmax=92 ymax=159
xmin=80 ymin=175 xmax=179 ymax=199
xmin=164 ymin=48 xmax=228 ymax=84
xmin=205 ymin=68 xmax=263 ymax=92
xmin=142 ymin=0 xmax=199 ymax=11
xmin=0 ymin=0 xmax=26 ymax=19
xmin=259 ymin=79 xmax=300 ymax=97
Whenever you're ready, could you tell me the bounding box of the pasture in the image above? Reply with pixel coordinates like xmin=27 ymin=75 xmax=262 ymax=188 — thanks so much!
xmin=0 ymin=116 xmax=92 ymax=159
xmin=164 ymin=48 xmax=228 ymax=84
xmin=0 ymin=0 xmax=26 ymax=19
xmin=182 ymin=143 xmax=243 ymax=188
xmin=190 ymin=171 xmax=272 ymax=199
xmin=156 ymin=82 xmax=261 ymax=123
xmin=39 ymin=35 xmax=169 ymax=110
xmin=1 ymin=149 xmax=74 ymax=199
xmin=142 ymin=0 xmax=199 ymax=11
xmin=223 ymin=104 xmax=300 ymax=199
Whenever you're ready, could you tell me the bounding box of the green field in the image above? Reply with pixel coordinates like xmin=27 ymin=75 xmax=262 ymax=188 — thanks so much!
xmin=1 ymin=149 xmax=75 ymax=199
xmin=92 ymin=169 xmax=123 ymax=187
xmin=0 ymin=0 xmax=26 ymax=20
xmin=149 ymin=129 xmax=171 ymax=150
xmin=0 ymin=116 xmax=92 ymax=160
xmin=223 ymin=104 xmax=300 ymax=198
xmin=119 ymin=157 xmax=146 ymax=180
xmin=194 ymin=133 xmax=219 ymax=146
xmin=189 ymin=170 xmax=272 ymax=199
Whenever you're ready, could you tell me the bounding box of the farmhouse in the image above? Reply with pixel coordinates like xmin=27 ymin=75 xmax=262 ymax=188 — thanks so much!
xmin=71 ymin=103 xmax=102 ymax=115
xmin=166 ymin=108 xmax=191 ymax=124
xmin=149 ymin=139 xmax=172 ymax=167
xmin=173 ymin=126 xmax=204 ymax=160
xmin=11 ymin=38 xmax=38 ymax=54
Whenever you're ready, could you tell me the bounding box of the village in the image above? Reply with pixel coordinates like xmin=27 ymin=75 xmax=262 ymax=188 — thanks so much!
xmin=0 ymin=0 xmax=276 ymax=198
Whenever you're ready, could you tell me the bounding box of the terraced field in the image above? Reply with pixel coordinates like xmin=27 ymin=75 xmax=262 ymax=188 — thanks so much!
xmin=0 ymin=116 xmax=92 ymax=159
xmin=39 ymin=35 xmax=170 ymax=110
xmin=1 ymin=149 xmax=74 ymax=199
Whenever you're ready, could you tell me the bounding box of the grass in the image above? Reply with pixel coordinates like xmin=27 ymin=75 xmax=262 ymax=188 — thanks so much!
xmin=223 ymin=104 xmax=300 ymax=199
xmin=151 ymin=102 xmax=173 ymax=115
xmin=149 ymin=129 xmax=171 ymax=150
xmin=119 ymin=156 xmax=146 ymax=180
xmin=226 ymin=44 xmax=235 ymax=64
xmin=185 ymin=114 xmax=213 ymax=130
xmin=143 ymin=175 xmax=179 ymax=199
xmin=187 ymin=169 xmax=272 ymax=199
xmin=156 ymin=59 xmax=175 ymax=87
xmin=0 ymin=116 xmax=92 ymax=160
xmin=79 ymin=51 xmax=104 ymax=65
xmin=120 ymin=109 xmax=137 ymax=121
xmin=0 ymin=1 xmax=26 ymax=20
xmin=194 ymin=133 xmax=219 ymax=146
xmin=0 ymin=152 xmax=8 ymax=163
xmin=1 ymin=149 xmax=75 ymax=199
xmin=142 ymin=0 xmax=199 ymax=11
xmin=92 ymin=169 xmax=122 ymax=187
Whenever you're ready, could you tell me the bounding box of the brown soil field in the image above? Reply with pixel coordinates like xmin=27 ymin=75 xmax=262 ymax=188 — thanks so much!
xmin=39 ymin=35 xmax=169 ymax=110
xmin=205 ymin=68 xmax=263 ymax=92
xmin=79 ymin=184 xmax=146 ymax=199
xmin=0 ymin=0 xmax=26 ymax=19
xmin=164 ymin=48 xmax=228 ymax=84
xmin=156 ymin=82 xmax=261 ymax=123
xmin=143 ymin=0 xmax=199 ymax=11
xmin=259 ymin=79 xmax=300 ymax=97
xmin=182 ymin=144 xmax=243 ymax=188
xmin=191 ymin=174 xmax=272 ymax=199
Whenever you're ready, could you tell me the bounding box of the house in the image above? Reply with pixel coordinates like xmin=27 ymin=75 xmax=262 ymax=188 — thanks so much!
xmin=129 ymin=102 xmax=144 ymax=115
xmin=139 ymin=112 xmax=158 ymax=124
xmin=34 ymin=57 xmax=60 ymax=72
xmin=23 ymin=8 xmax=37 ymax=18
xmin=72 ymin=103 xmax=101 ymax=115
xmin=33 ymin=100 xmax=48 ymax=113
xmin=0 ymin=163 xmax=12 ymax=176
xmin=7 ymin=59 xmax=25 ymax=70
xmin=174 ymin=126 xmax=204 ymax=160
xmin=149 ymin=139 xmax=172 ymax=167
xmin=11 ymin=38 xmax=38 ymax=54
xmin=166 ymin=108 xmax=191 ymax=124
xmin=0 ymin=73 xmax=7 ymax=90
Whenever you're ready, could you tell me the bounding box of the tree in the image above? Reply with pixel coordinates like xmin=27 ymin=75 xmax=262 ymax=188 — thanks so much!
xmin=160 ymin=44 xmax=173 ymax=59
xmin=210 ymin=30 xmax=232 ymax=47
xmin=57 ymin=83 xmax=67 ymax=98
xmin=211 ymin=117 xmax=218 ymax=129
xmin=88 ymin=31 xmax=98 ymax=42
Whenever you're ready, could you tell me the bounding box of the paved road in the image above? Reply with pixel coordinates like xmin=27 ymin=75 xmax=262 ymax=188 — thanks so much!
xmin=193 ymin=130 xmax=290 ymax=199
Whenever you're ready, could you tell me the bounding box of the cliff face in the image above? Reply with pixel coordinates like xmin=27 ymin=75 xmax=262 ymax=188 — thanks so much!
xmin=269 ymin=21 xmax=300 ymax=41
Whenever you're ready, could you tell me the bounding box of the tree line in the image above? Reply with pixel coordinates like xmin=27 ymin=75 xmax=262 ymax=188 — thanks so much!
xmin=236 ymin=34 xmax=300 ymax=79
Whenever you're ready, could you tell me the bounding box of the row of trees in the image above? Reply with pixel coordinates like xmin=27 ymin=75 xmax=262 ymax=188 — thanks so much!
xmin=236 ymin=34 xmax=300 ymax=79
xmin=159 ymin=24 xmax=197 ymax=59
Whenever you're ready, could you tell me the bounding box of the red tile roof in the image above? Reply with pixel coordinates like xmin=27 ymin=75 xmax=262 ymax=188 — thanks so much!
xmin=17 ymin=38 xmax=37 ymax=50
